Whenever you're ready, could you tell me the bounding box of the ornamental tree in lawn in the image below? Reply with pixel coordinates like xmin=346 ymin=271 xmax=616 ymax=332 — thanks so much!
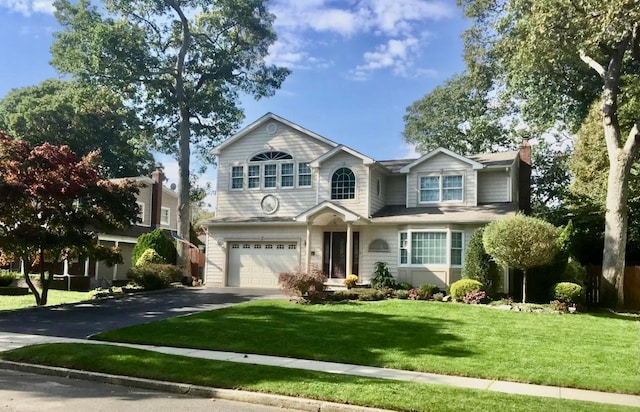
xmin=483 ymin=214 xmax=560 ymax=303
xmin=0 ymin=133 xmax=139 ymax=305
xmin=50 ymin=0 xmax=290 ymax=272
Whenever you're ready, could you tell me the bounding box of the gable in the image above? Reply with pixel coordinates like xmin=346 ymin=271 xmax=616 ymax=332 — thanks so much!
xmin=399 ymin=147 xmax=484 ymax=173
xmin=411 ymin=152 xmax=474 ymax=172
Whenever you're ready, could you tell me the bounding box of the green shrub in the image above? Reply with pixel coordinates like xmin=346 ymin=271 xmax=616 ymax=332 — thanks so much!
xmin=552 ymin=282 xmax=583 ymax=304
xmin=0 ymin=271 xmax=17 ymax=287
xmin=127 ymin=264 xmax=182 ymax=290
xmin=135 ymin=248 xmax=164 ymax=267
xmin=562 ymin=258 xmax=587 ymax=285
xmin=356 ymin=289 xmax=385 ymax=301
xmin=462 ymin=228 xmax=501 ymax=295
xmin=449 ymin=279 xmax=483 ymax=301
xmin=278 ymin=265 xmax=327 ymax=303
xmin=396 ymin=281 xmax=413 ymax=290
xmin=418 ymin=283 xmax=440 ymax=300
xmin=432 ymin=292 xmax=445 ymax=301
xmin=326 ymin=290 xmax=360 ymax=301
xmin=395 ymin=289 xmax=409 ymax=299
xmin=370 ymin=261 xmax=396 ymax=290
xmin=132 ymin=229 xmax=177 ymax=266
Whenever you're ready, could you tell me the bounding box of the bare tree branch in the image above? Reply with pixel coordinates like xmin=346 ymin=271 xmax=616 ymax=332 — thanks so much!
xmin=579 ymin=50 xmax=606 ymax=77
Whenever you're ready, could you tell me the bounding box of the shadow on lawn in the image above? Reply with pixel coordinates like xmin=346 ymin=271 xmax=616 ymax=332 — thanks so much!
xmin=96 ymin=301 xmax=473 ymax=367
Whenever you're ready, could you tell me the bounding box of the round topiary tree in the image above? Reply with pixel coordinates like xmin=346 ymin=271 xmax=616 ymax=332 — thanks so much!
xmin=462 ymin=228 xmax=501 ymax=296
xmin=132 ymin=228 xmax=177 ymax=266
xmin=483 ymin=214 xmax=560 ymax=303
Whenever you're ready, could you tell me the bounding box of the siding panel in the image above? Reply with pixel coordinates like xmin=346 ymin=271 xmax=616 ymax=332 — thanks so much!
xmin=477 ymin=170 xmax=509 ymax=203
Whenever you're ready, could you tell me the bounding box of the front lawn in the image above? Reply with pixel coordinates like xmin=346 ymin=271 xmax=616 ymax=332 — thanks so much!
xmin=94 ymin=299 xmax=640 ymax=394
xmin=0 ymin=343 xmax=633 ymax=412
xmin=0 ymin=290 xmax=90 ymax=311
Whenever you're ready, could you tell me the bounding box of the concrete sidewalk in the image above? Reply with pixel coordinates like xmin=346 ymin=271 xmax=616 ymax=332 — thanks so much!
xmin=0 ymin=332 xmax=638 ymax=408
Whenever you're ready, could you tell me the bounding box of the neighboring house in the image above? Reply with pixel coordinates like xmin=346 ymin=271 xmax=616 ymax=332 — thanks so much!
xmin=88 ymin=170 xmax=178 ymax=287
xmin=203 ymin=113 xmax=531 ymax=291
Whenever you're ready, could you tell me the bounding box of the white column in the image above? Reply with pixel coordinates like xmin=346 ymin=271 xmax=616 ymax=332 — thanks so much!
xmin=112 ymin=241 xmax=119 ymax=281
xmin=84 ymin=258 xmax=90 ymax=277
xmin=346 ymin=222 xmax=353 ymax=277
xmin=63 ymin=259 xmax=69 ymax=276
xmin=306 ymin=223 xmax=312 ymax=271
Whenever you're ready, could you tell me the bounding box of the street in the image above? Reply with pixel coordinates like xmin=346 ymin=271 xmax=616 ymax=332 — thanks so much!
xmin=0 ymin=368 xmax=302 ymax=412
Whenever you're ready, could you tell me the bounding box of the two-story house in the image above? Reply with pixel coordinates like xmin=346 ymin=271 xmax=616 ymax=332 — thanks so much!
xmin=91 ymin=169 xmax=179 ymax=286
xmin=203 ymin=113 xmax=530 ymax=292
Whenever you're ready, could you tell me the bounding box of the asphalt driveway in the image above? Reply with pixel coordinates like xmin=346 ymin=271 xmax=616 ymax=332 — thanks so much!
xmin=0 ymin=287 xmax=283 ymax=339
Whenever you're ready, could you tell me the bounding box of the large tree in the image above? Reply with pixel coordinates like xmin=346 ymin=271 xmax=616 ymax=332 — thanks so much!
xmin=50 ymin=0 xmax=290 ymax=269
xmin=461 ymin=0 xmax=640 ymax=308
xmin=0 ymin=79 xmax=155 ymax=178
xmin=0 ymin=133 xmax=139 ymax=305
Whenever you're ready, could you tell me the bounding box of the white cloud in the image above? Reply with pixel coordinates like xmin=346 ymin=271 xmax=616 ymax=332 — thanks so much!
xmin=398 ymin=143 xmax=421 ymax=159
xmin=350 ymin=35 xmax=438 ymax=80
xmin=0 ymin=0 xmax=54 ymax=15
xmin=268 ymin=0 xmax=454 ymax=77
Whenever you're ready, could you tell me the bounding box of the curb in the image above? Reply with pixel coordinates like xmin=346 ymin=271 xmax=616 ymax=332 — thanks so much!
xmin=0 ymin=360 xmax=391 ymax=412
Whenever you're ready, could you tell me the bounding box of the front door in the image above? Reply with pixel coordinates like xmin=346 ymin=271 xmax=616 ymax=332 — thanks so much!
xmin=322 ymin=231 xmax=359 ymax=279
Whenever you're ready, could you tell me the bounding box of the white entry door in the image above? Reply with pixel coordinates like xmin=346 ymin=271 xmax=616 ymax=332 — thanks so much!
xmin=227 ymin=242 xmax=299 ymax=287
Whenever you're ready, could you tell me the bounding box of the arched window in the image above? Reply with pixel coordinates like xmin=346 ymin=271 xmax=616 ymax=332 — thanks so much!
xmin=331 ymin=168 xmax=356 ymax=200
xmin=250 ymin=151 xmax=292 ymax=161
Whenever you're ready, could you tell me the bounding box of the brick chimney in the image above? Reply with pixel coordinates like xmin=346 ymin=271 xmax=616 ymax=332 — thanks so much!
xmin=151 ymin=169 xmax=164 ymax=228
xmin=518 ymin=139 xmax=532 ymax=215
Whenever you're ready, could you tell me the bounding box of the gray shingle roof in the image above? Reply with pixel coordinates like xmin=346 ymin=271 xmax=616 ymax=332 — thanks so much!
xmin=371 ymin=202 xmax=520 ymax=223
xmin=378 ymin=150 xmax=519 ymax=172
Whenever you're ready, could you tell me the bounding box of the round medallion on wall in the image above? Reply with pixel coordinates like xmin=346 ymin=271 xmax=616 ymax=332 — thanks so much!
xmin=266 ymin=122 xmax=278 ymax=134
xmin=261 ymin=194 xmax=279 ymax=215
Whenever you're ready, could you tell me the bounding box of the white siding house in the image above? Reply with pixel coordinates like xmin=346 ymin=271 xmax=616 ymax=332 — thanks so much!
xmin=204 ymin=113 xmax=531 ymax=291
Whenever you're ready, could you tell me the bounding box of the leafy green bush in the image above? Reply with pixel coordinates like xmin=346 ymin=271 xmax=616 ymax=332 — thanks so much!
xmin=127 ymin=264 xmax=182 ymax=290
xmin=552 ymin=282 xmax=583 ymax=303
xmin=432 ymin=292 xmax=445 ymax=301
xmin=418 ymin=283 xmax=440 ymax=300
xmin=396 ymin=281 xmax=413 ymax=290
xmin=395 ymin=289 xmax=409 ymax=299
xmin=370 ymin=262 xmax=396 ymax=290
xmin=278 ymin=265 xmax=327 ymax=303
xmin=356 ymin=289 xmax=385 ymax=301
xmin=462 ymin=228 xmax=501 ymax=295
xmin=135 ymin=248 xmax=164 ymax=267
xmin=449 ymin=279 xmax=483 ymax=301
xmin=326 ymin=290 xmax=360 ymax=301
xmin=132 ymin=229 xmax=177 ymax=266
xmin=0 ymin=271 xmax=17 ymax=287
xmin=562 ymin=258 xmax=587 ymax=286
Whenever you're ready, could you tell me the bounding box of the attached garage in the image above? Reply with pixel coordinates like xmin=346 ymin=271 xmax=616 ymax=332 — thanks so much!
xmin=227 ymin=242 xmax=299 ymax=287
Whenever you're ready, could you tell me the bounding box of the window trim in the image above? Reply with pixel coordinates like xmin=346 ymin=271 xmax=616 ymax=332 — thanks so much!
xmin=247 ymin=164 xmax=260 ymax=189
xmin=398 ymin=230 xmax=465 ymax=268
xmin=280 ymin=162 xmax=294 ymax=189
xmin=263 ymin=163 xmax=277 ymax=189
xmin=418 ymin=173 xmax=464 ymax=204
xmin=230 ymin=165 xmax=244 ymax=191
xmin=160 ymin=206 xmax=171 ymax=226
xmin=330 ymin=167 xmax=356 ymax=200
xmin=298 ymin=163 xmax=312 ymax=188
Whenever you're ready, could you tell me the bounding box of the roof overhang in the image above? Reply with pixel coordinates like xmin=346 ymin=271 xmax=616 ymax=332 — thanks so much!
xmin=399 ymin=147 xmax=484 ymax=173
xmin=295 ymin=201 xmax=369 ymax=224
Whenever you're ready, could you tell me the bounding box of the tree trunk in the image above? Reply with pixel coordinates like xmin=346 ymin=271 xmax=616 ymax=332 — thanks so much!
xmin=601 ymin=151 xmax=632 ymax=308
xmin=521 ymin=269 xmax=527 ymax=304
xmin=21 ymin=257 xmax=42 ymax=306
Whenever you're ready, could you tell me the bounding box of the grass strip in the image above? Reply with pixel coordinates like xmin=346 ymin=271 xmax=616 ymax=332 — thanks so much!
xmin=94 ymin=299 xmax=640 ymax=394
xmin=0 ymin=290 xmax=90 ymax=311
xmin=0 ymin=343 xmax=634 ymax=412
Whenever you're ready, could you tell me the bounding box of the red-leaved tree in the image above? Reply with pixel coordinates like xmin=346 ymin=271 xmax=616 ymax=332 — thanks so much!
xmin=0 ymin=132 xmax=139 ymax=305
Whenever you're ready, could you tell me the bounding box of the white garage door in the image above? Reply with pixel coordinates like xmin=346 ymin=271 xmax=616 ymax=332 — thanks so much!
xmin=227 ymin=242 xmax=299 ymax=287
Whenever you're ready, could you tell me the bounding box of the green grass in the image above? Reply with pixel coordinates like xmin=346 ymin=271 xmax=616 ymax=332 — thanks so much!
xmin=0 ymin=343 xmax=634 ymax=412
xmin=95 ymin=299 xmax=640 ymax=394
xmin=0 ymin=290 xmax=90 ymax=310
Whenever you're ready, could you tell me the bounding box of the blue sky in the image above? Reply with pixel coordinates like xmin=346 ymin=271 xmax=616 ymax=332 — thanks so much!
xmin=0 ymin=0 xmax=469 ymax=208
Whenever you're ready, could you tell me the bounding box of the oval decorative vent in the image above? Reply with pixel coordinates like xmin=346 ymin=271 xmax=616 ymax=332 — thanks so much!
xmin=266 ymin=122 xmax=278 ymax=134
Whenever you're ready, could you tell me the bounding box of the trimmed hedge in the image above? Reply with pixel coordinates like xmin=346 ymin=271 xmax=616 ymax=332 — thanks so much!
xmin=0 ymin=271 xmax=16 ymax=287
xmin=449 ymin=279 xmax=483 ymax=301
xmin=135 ymin=248 xmax=164 ymax=267
xmin=552 ymin=282 xmax=583 ymax=304
xmin=127 ymin=264 xmax=182 ymax=290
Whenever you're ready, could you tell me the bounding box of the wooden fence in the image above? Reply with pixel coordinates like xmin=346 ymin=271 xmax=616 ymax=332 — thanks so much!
xmin=587 ymin=266 xmax=640 ymax=309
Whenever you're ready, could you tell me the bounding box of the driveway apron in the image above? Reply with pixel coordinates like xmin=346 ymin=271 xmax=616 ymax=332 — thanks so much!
xmin=0 ymin=287 xmax=283 ymax=338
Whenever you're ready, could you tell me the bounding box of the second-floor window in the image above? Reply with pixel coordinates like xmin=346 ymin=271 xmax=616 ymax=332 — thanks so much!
xmin=331 ymin=167 xmax=356 ymax=200
xmin=264 ymin=164 xmax=277 ymax=188
xmin=248 ymin=165 xmax=260 ymax=189
xmin=420 ymin=174 xmax=463 ymax=203
xmin=160 ymin=207 xmax=170 ymax=225
xmin=136 ymin=201 xmax=145 ymax=224
xmin=298 ymin=163 xmax=311 ymax=187
xmin=231 ymin=166 xmax=244 ymax=190
xmin=281 ymin=163 xmax=294 ymax=188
